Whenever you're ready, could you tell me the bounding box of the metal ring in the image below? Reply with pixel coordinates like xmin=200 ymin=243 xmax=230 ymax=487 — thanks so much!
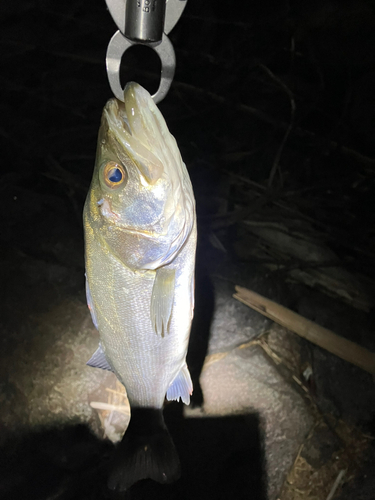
xmin=106 ymin=30 xmax=176 ymax=104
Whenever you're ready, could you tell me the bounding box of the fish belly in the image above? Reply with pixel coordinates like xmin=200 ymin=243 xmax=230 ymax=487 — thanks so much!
xmin=85 ymin=224 xmax=196 ymax=408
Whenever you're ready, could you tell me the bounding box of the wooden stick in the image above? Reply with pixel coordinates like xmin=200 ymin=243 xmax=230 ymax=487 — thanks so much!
xmin=326 ymin=469 xmax=346 ymax=500
xmin=90 ymin=401 xmax=130 ymax=415
xmin=233 ymin=286 xmax=375 ymax=374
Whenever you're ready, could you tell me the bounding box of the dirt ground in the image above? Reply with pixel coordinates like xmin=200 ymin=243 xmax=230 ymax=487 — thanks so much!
xmin=1 ymin=1 xmax=375 ymax=499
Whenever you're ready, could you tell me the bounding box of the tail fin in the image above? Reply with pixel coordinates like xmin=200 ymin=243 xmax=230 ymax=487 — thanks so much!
xmin=107 ymin=408 xmax=181 ymax=492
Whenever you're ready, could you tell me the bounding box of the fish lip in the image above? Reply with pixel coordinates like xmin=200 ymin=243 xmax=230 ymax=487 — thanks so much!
xmin=103 ymin=85 xmax=164 ymax=185
xmin=105 ymin=83 xmax=141 ymax=140
xmin=116 ymin=98 xmax=131 ymax=136
xmin=105 ymin=98 xmax=131 ymax=137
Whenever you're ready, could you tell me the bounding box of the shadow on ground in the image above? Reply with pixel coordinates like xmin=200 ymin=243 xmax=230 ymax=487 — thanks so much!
xmin=187 ymin=237 xmax=217 ymax=408
xmin=0 ymin=406 xmax=266 ymax=500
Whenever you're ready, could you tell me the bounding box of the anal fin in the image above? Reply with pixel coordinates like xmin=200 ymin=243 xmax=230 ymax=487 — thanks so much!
xmin=86 ymin=344 xmax=113 ymax=371
xmin=150 ymin=268 xmax=175 ymax=336
xmin=166 ymin=364 xmax=193 ymax=405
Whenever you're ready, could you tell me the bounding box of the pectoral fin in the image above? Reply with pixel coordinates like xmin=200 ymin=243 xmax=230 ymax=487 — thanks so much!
xmin=150 ymin=268 xmax=175 ymax=336
xmin=166 ymin=364 xmax=193 ymax=405
xmin=87 ymin=344 xmax=113 ymax=371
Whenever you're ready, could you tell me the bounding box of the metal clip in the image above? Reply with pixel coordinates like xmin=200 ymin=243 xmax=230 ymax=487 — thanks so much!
xmin=105 ymin=0 xmax=188 ymax=103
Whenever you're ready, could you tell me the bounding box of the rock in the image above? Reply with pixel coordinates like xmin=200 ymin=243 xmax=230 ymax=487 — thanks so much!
xmin=200 ymin=343 xmax=313 ymax=500
xmin=208 ymin=277 xmax=270 ymax=354
xmin=301 ymin=423 xmax=341 ymax=468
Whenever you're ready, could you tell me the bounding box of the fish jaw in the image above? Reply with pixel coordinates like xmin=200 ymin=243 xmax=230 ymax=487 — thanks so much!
xmin=84 ymin=83 xmax=195 ymax=271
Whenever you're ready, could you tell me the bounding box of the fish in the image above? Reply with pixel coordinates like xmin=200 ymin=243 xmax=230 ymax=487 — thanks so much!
xmin=83 ymin=82 xmax=197 ymax=492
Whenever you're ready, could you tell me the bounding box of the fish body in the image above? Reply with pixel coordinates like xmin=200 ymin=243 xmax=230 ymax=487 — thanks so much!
xmin=83 ymin=83 xmax=196 ymax=490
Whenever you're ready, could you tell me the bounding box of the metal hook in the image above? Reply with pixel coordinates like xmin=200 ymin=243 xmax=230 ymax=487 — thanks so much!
xmin=106 ymin=31 xmax=176 ymax=104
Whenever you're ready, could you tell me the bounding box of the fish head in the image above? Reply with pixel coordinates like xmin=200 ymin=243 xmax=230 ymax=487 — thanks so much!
xmin=84 ymin=82 xmax=195 ymax=270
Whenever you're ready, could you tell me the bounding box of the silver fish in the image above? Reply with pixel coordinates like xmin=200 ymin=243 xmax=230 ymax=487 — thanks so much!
xmin=83 ymin=82 xmax=196 ymax=490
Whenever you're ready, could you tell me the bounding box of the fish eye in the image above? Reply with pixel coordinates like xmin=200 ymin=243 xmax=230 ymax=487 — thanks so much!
xmin=103 ymin=161 xmax=127 ymax=188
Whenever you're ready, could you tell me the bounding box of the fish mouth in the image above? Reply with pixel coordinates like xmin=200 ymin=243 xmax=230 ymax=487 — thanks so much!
xmin=103 ymin=83 xmax=166 ymax=185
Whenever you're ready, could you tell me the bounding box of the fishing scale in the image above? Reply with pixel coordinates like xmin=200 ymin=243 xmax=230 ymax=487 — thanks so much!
xmin=104 ymin=0 xmax=188 ymax=103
